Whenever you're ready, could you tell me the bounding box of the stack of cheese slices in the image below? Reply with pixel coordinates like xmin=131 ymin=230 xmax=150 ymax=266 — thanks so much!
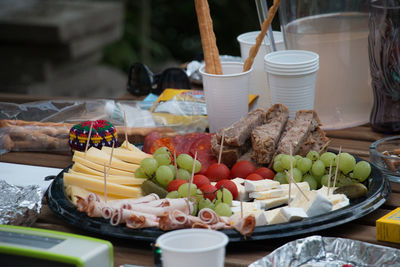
xmin=64 ymin=141 xmax=152 ymax=204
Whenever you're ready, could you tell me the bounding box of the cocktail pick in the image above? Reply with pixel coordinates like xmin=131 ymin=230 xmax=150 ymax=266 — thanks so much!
xmin=84 ymin=122 xmax=93 ymax=156
xmin=187 ymin=151 xmax=198 ymax=200
xmin=327 ymin=159 xmax=333 ymax=195
xmin=333 ymin=146 xmax=342 ymax=189
xmin=174 ymin=150 xmax=178 ymax=179
xmin=218 ymin=130 xmax=225 ymax=164
xmin=288 ymin=148 xmax=293 ymax=206
xmin=103 ymin=163 xmax=107 ymax=203
xmin=123 ymin=111 xmax=128 ymax=145
xmin=240 ymin=199 xmax=244 ymax=219
xmin=289 ymin=147 xmax=309 ymax=202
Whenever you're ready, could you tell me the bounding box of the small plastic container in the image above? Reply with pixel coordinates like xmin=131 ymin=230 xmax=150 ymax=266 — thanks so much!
xmin=156 ymin=229 xmax=229 ymax=267
xmin=370 ymin=135 xmax=400 ymax=183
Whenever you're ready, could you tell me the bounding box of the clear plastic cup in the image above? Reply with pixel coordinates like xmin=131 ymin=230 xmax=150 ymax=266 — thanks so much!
xmin=279 ymin=0 xmax=373 ymax=129
xmin=156 ymin=229 xmax=229 ymax=267
xmin=237 ymin=31 xmax=285 ymax=109
xmin=200 ymin=62 xmax=252 ymax=133
xmin=264 ymin=50 xmax=319 ymax=119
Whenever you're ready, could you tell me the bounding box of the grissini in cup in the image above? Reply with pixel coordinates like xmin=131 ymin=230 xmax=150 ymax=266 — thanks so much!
xmin=194 ymin=0 xmax=222 ymax=75
xmin=243 ymin=0 xmax=281 ymax=72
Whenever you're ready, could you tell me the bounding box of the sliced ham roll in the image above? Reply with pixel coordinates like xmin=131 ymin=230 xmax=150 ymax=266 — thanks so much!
xmin=158 ymin=209 xmax=190 ymax=231
xmin=231 ymin=214 xmax=256 ymax=237
xmin=126 ymin=212 xmax=158 ymax=229
xmin=198 ymin=208 xmax=220 ymax=225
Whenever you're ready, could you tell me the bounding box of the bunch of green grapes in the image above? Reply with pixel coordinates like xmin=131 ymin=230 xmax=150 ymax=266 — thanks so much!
xmin=135 ymin=147 xmax=202 ymax=189
xmin=272 ymin=150 xmax=371 ymax=190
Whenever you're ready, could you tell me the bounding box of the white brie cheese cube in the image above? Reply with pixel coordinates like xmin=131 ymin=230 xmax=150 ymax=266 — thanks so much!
xmin=265 ymin=208 xmax=288 ymax=225
xmin=255 ymin=196 xmax=288 ymax=210
xmin=281 ymin=207 xmax=308 ymax=222
xmin=244 ymin=179 xmax=280 ymax=192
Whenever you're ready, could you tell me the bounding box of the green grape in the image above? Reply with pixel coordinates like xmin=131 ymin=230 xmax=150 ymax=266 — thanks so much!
xmin=167 ymin=164 xmax=176 ymax=177
xmin=297 ymin=157 xmax=312 ymax=173
xmin=176 ymin=168 xmax=191 ymax=181
xmin=166 ymin=191 xmax=180 ymax=199
xmin=281 ymin=155 xmax=295 ymax=170
xmin=176 ymin=154 xmax=194 ymax=171
xmin=155 ymin=165 xmax=174 ymax=187
xmin=195 ymin=189 xmax=204 ymax=202
xmin=199 ymin=198 xmax=214 ymax=210
xmin=177 ymin=183 xmax=197 ymax=198
xmin=303 ymin=174 xmax=317 ymax=190
xmin=194 ymin=160 xmax=202 ymax=173
xmin=190 ymin=200 xmax=198 ymax=216
xmin=140 ymin=158 xmax=158 ymax=176
xmin=273 ymin=160 xmax=285 ymax=172
xmin=320 ymin=174 xmax=331 ymax=187
xmin=320 ymin=152 xmax=337 ymax=167
xmin=134 ymin=167 xmax=148 ymax=179
xmin=352 ymin=161 xmax=371 ymax=182
xmin=154 ymin=153 xmax=171 ymax=166
xmin=153 ymin=146 xmax=170 ymax=157
xmin=214 ymin=202 xmax=232 ymax=217
xmin=336 ymin=153 xmax=356 ymax=174
xmin=313 ymin=174 xmax=323 ymax=188
xmin=311 ymin=160 xmax=325 ymax=177
xmin=274 ymin=172 xmax=288 ymax=184
xmin=274 ymin=153 xmax=285 ymax=162
xmin=294 ymin=155 xmax=303 ymax=162
xmin=285 ymin=168 xmax=303 ymax=183
xmin=216 ymin=188 xmax=233 ymax=205
xmin=336 ymin=174 xmax=354 ymax=187
xmin=306 ymin=150 xmax=320 ymax=161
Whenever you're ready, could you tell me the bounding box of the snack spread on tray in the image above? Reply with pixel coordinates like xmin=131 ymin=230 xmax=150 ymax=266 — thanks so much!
xmin=63 ymin=104 xmax=372 ymax=237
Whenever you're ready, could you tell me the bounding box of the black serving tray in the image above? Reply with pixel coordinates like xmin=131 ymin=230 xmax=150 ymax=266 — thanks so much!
xmin=46 ymin=155 xmax=391 ymax=243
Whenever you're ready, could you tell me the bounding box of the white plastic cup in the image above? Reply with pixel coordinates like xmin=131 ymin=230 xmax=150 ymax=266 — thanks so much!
xmin=264 ymin=50 xmax=319 ymax=119
xmin=156 ymin=229 xmax=229 ymax=267
xmin=237 ymin=31 xmax=285 ymax=109
xmin=200 ymin=62 xmax=252 ymax=133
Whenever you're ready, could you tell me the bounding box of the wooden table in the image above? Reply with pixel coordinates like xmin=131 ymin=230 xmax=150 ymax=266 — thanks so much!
xmin=1 ymin=123 xmax=400 ymax=266
xmin=0 ymin=93 xmax=398 ymax=265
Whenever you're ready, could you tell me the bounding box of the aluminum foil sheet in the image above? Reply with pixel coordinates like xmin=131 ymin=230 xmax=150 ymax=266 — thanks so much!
xmin=0 ymin=180 xmax=42 ymax=226
xmin=249 ymin=235 xmax=400 ymax=267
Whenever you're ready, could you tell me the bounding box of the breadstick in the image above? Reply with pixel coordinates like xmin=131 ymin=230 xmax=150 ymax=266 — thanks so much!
xmin=243 ymin=0 xmax=281 ymax=71
xmin=195 ymin=0 xmax=222 ymax=74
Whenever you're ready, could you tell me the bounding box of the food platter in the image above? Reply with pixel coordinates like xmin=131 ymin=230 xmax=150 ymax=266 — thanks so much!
xmin=46 ymin=154 xmax=391 ymax=243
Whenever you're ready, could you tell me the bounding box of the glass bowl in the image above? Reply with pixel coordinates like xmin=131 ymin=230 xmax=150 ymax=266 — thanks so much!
xmin=370 ymin=135 xmax=400 ymax=182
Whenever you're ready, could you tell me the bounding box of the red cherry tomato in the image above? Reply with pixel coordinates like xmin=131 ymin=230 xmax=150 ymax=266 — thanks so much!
xmin=215 ymin=179 xmax=238 ymax=200
xmin=246 ymin=173 xmax=263 ymax=181
xmin=200 ymin=184 xmax=218 ymax=201
xmin=192 ymin=174 xmax=211 ymax=189
xmin=230 ymin=161 xmax=257 ymax=179
xmin=205 ymin=163 xmax=230 ymax=182
xmin=166 ymin=179 xmax=187 ymax=192
xmin=254 ymin=167 xmax=275 ymax=179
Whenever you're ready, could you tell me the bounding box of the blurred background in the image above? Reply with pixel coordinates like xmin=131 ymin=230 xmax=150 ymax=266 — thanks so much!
xmin=0 ymin=0 xmax=279 ymax=98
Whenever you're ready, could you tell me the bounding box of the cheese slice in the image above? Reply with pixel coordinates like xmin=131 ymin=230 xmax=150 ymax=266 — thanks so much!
xmin=255 ymin=196 xmax=288 ymax=210
xmin=290 ymin=191 xmax=332 ymax=217
xmin=65 ymin=185 xmax=123 ymax=204
xmin=120 ymin=140 xmax=148 ymax=154
xmin=63 ymin=172 xmax=141 ymax=198
xmin=244 ymin=179 xmax=280 ymax=192
xmin=231 ymin=178 xmax=249 ymax=201
xmin=75 ymin=148 xmax=139 ymax=172
xmin=231 ymin=201 xmax=260 ymax=213
xmin=102 ymin=146 xmax=152 ymax=164
xmin=249 ymin=182 xmax=310 ymax=200
xmin=281 ymin=207 xmax=308 ymax=222
xmin=328 ymin=193 xmax=350 ymax=210
xmin=265 ymin=208 xmax=288 ymax=225
xmin=67 ymin=169 xmax=145 ymax=185
xmin=72 ymin=155 xmax=135 ymax=176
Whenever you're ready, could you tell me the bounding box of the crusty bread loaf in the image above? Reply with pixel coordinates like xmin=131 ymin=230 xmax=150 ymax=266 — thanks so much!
xmin=298 ymin=127 xmax=330 ymax=157
xmin=275 ymin=110 xmax=321 ymax=155
xmin=216 ymin=108 xmax=265 ymax=147
xmin=251 ymin=104 xmax=289 ymax=165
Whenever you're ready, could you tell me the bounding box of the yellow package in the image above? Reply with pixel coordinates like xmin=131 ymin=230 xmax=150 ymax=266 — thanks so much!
xmin=150 ymin=89 xmax=258 ymax=130
xmin=376 ymin=207 xmax=400 ymax=243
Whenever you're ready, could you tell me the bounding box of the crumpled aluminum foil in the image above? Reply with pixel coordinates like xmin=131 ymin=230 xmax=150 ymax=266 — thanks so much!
xmin=249 ymin=235 xmax=400 ymax=267
xmin=0 ymin=180 xmax=42 ymax=226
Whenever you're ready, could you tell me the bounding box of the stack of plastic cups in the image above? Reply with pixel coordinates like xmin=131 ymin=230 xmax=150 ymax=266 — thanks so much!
xmin=264 ymin=50 xmax=319 ymax=119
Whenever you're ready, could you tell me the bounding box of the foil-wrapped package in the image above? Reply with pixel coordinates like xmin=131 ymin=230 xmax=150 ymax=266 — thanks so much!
xmin=0 ymin=180 xmax=42 ymax=226
xmin=249 ymin=235 xmax=400 ymax=267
